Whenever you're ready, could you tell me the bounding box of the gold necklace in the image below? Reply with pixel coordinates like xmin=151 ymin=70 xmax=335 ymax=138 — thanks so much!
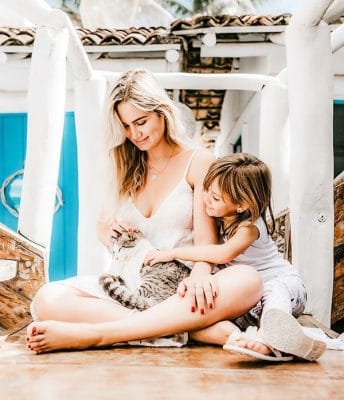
xmin=148 ymin=149 xmax=174 ymax=181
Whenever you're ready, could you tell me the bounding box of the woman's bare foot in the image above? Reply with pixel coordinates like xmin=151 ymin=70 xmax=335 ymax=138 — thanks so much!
xmin=25 ymin=321 xmax=102 ymax=354
xmin=226 ymin=328 xmax=272 ymax=356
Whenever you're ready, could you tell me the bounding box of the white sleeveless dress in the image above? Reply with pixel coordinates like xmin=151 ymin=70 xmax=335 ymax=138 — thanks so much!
xmin=49 ymin=150 xmax=198 ymax=346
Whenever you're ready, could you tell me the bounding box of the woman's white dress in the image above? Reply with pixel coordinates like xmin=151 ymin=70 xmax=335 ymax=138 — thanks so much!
xmin=35 ymin=150 xmax=198 ymax=346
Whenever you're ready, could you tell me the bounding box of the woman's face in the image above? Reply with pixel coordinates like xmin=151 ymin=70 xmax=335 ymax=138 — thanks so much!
xmin=117 ymin=101 xmax=166 ymax=151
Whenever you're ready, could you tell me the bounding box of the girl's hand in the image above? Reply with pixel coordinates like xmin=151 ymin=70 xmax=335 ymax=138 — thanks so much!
xmin=178 ymin=274 xmax=219 ymax=315
xmin=144 ymin=250 xmax=174 ymax=265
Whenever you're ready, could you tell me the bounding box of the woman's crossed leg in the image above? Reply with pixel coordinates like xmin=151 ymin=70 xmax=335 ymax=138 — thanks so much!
xmin=26 ymin=265 xmax=262 ymax=353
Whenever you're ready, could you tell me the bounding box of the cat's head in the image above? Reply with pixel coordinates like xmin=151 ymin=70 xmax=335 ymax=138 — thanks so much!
xmin=117 ymin=230 xmax=142 ymax=248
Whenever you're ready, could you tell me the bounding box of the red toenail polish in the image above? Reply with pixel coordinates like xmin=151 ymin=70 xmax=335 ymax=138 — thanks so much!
xmin=32 ymin=327 xmax=36 ymax=335
xmin=200 ymin=309 xmax=205 ymax=315
xmin=209 ymin=304 xmax=213 ymax=309
xmin=191 ymin=306 xmax=196 ymax=312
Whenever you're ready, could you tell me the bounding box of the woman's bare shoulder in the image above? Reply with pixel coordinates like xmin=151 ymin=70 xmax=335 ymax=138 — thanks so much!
xmin=192 ymin=148 xmax=215 ymax=169
xmin=188 ymin=148 xmax=215 ymax=184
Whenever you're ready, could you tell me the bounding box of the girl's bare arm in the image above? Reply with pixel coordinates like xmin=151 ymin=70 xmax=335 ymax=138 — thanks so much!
xmin=145 ymin=224 xmax=258 ymax=265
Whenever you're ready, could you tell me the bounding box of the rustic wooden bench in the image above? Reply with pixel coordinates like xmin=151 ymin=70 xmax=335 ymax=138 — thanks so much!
xmin=0 ymin=224 xmax=46 ymax=333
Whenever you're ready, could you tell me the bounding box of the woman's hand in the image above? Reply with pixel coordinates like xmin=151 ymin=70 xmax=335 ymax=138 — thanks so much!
xmin=144 ymin=249 xmax=174 ymax=265
xmin=178 ymin=274 xmax=219 ymax=315
xmin=97 ymin=220 xmax=139 ymax=250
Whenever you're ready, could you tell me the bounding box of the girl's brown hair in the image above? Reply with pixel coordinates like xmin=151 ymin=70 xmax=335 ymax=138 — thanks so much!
xmin=203 ymin=153 xmax=275 ymax=238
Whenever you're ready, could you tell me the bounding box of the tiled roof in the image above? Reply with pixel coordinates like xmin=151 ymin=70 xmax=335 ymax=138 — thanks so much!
xmin=0 ymin=27 xmax=184 ymax=47
xmin=171 ymin=14 xmax=291 ymax=31
xmin=76 ymin=27 xmax=182 ymax=46
xmin=1 ymin=14 xmax=343 ymax=46
xmin=0 ymin=27 xmax=35 ymax=46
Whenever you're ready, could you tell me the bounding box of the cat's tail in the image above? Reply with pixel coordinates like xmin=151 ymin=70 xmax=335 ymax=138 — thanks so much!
xmin=99 ymin=273 xmax=127 ymax=301
xmin=99 ymin=273 xmax=147 ymax=311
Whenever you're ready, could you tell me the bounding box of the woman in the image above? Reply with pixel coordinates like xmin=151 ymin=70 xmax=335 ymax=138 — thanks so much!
xmin=26 ymin=69 xmax=262 ymax=353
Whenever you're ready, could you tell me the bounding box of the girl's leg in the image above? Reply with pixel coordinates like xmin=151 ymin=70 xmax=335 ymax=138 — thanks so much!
xmin=31 ymin=282 xmax=132 ymax=323
xmin=227 ymin=276 xmax=306 ymax=356
xmin=26 ymin=265 xmax=262 ymax=353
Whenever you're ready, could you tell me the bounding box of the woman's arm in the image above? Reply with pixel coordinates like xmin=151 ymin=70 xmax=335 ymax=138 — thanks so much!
xmin=189 ymin=149 xmax=218 ymax=261
xmin=145 ymin=225 xmax=258 ymax=265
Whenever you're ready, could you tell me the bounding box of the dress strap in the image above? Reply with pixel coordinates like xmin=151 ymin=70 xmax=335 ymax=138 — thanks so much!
xmin=182 ymin=149 xmax=198 ymax=179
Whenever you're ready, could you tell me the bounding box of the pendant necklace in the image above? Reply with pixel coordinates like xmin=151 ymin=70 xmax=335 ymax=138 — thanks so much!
xmin=148 ymin=149 xmax=174 ymax=181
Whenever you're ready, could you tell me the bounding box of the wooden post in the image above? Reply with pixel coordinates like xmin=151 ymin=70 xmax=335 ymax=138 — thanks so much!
xmin=286 ymin=0 xmax=334 ymax=324
xmin=18 ymin=26 xmax=68 ymax=261
xmin=74 ymin=74 xmax=109 ymax=275
xmin=259 ymin=82 xmax=289 ymax=214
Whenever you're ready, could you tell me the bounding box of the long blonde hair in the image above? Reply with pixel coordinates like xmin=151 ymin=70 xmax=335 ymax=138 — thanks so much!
xmin=105 ymin=69 xmax=186 ymax=200
xmin=203 ymin=153 xmax=275 ymax=238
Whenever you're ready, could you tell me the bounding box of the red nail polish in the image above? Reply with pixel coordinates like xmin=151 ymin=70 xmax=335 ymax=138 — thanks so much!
xmin=191 ymin=306 xmax=195 ymax=312
xmin=200 ymin=309 xmax=205 ymax=315
xmin=209 ymin=304 xmax=213 ymax=309
xmin=32 ymin=327 xmax=36 ymax=335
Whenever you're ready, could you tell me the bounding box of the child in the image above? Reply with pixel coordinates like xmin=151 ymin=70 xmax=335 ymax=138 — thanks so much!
xmin=144 ymin=153 xmax=326 ymax=361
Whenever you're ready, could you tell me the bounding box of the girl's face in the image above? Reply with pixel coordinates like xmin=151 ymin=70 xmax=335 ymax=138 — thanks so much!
xmin=117 ymin=101 xmax=166 ymax=151
xmin=203 ymin=180 xmax=240 ymax=219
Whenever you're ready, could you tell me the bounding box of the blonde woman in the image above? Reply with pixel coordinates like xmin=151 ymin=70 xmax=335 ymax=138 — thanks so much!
xmin=26 ymin=69 xmax=262 ymax=353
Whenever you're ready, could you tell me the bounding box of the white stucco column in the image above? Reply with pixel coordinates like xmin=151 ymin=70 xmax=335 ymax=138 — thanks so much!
xmin=259 ymin=82 xmax=289 ymax=214
xmin=286 ymin=0 xmax=334 ymax=324
xmin=74 ymin=74 xmax=109 ymax=275
xmin=18 ymin=26 xmax=68 ymax=260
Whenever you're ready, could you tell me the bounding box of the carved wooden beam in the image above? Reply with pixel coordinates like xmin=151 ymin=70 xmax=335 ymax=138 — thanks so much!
xmin=0 ymin=224 xmax=46 ymax=332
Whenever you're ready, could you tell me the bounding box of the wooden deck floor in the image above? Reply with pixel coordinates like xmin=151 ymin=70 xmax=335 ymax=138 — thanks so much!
xmin=0 ymin=329 xmax=343 ymax=400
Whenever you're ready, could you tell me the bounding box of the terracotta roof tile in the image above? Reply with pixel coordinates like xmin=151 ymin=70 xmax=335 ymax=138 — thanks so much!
xmin=0 ymin=27 xmax=183 ymax=47
xmin=171 ymin=14 xmax=291 ymax=31
xmin=76 ymin=27 xmax=183 ymax=46
xmin=1 ymin=13 xmax=343 ymax=47
xmin=0 ymin=27 xmax=35 ymax=46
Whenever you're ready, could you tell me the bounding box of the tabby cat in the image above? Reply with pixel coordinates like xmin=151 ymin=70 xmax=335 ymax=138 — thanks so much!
xmin=99 ymin=230 xmax=190 ymax=311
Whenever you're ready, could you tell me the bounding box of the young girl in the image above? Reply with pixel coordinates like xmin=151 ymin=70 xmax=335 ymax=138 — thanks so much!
xmin=145 ymin=153 xmax=326 ymax=361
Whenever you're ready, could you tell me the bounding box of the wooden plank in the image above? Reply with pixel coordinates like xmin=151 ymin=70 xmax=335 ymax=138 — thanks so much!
xmin=333 ymin=171 xmax=344 ymax=324
xmin=0 ymin=223 xmax=46 ymax=332
xmin=0 ymin=329 xmax=343 ymax=400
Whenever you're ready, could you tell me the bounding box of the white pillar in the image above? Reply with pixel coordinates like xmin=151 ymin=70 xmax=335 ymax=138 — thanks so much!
xmin=259 ymin=83 xmax=289 ymax=214
xmin=18 ymin=26 xmax=68 ymax=260
xmin=74 ymin=74 xmax=109 ymax=275
xmin=286 ymin=1 xmax=334 ymax=324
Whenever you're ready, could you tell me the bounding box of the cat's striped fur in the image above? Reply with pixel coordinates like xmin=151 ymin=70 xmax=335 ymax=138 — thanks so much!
xmin=99 ymin=230 xmax=190 ymax=311
xmin=100 ymin=260 xmax=190 ymax=310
